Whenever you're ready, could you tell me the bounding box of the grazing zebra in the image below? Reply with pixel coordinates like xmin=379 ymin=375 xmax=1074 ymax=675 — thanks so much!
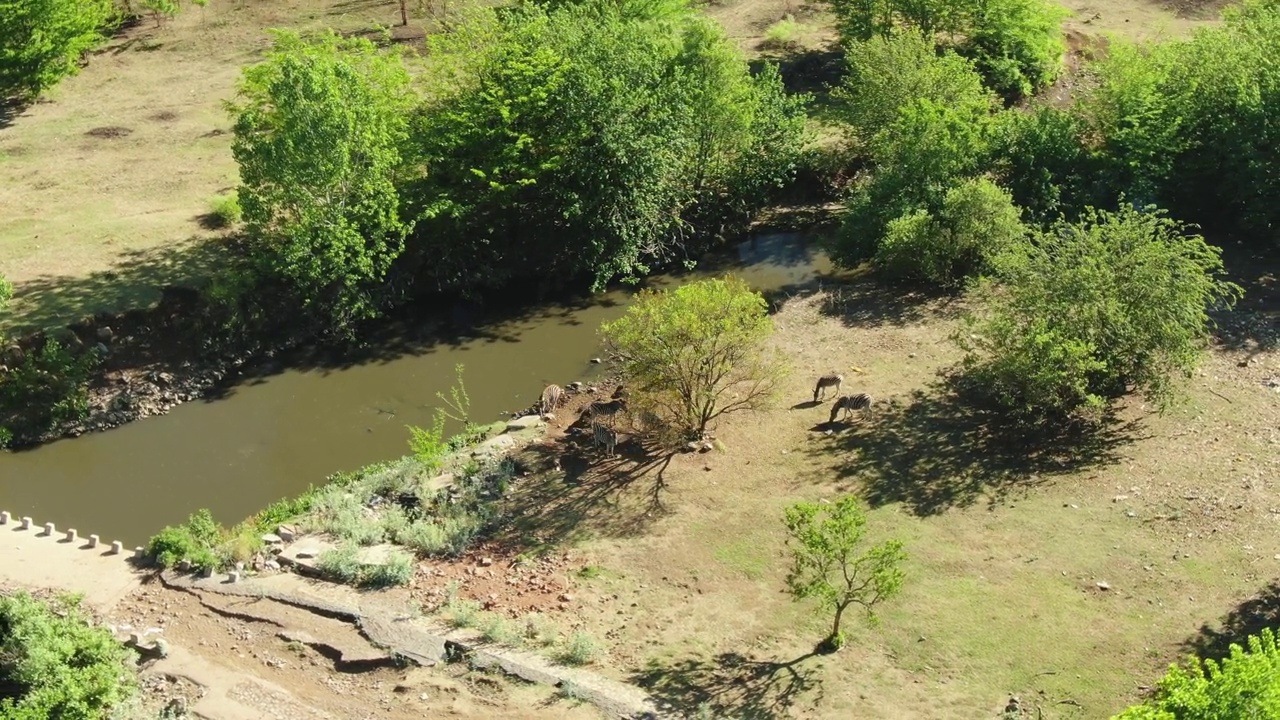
xmin=540 ymin=384 xmax=564 ymax=416
xmin=592 ymin=421 xmax=618 ymax=457
xmin=588 ymin=398 xmax=627 ymax=426
xmin=829 ymin=393 xmax=873 ymax=423
xmin=813 ymin=373 xmax=844 ymax=403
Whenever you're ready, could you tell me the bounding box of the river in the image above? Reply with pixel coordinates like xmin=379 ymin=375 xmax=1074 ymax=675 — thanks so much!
xmin=0 ymin=234 xmax=829 ymax=547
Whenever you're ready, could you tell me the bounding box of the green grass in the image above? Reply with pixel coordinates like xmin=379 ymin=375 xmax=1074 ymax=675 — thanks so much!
xmin=761 ymin=15 xmax=803 ymax=50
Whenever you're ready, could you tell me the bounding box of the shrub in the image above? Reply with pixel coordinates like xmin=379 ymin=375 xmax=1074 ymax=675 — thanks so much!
xmin=316 ymin=543 xmax=362 ymax=584
xmin=601 ymin=276 xmax=782 ymax=439
xmin=444 ymin=597 xmax=483 ymax=629
xmin=522 ymin=613 xmax=559 ymax=647
xmin=0 ymin=0 xmax=115 ymax=101
xmin=207 ymin=194 xmax=243 ymax=228
xmin=479 ymin=615 xmax=521 ymax=645
xmin=0 ymin=592 xmax=138 ymax=719
xmin=0 ymin=337 xmax=100 ymax=444
xmin=989 ymin=105 xmax=1103 ymax=225
xmin=873 ymin=176 xmax=1027 ymax=287
xmin=361 ymin=550 xmax=415 ymax=588
xmin=309 ymin=486 xmax=386 ymax=545
xmin=557 ymin=631 xmax=601 ymax=666
xmin=1114 ymin=628 xmax=1280 ymax=719
xmin=959 ymin=204 xmax=1243 ymax=421
xmin=145 ymin=509 xmax=222 ymax=571
xmin=959 ymin=0 xmax=1068 ymax=100
xmin=761 ymin=16 xmax=803 ymax=49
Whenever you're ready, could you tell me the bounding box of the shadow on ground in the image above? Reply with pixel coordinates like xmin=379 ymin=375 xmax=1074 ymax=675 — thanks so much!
xmin=5 ymin=239 xmax=226 ymax=333
xmin=494 ymin=437 xmax=674 ymax=549
xmin=812 ymin=377 xmax=1144 ymax=515
xmin=1182 ymin=580 xmax=1280 ymax=663
xmin=632 ymin=650 xmax=825 ymax=720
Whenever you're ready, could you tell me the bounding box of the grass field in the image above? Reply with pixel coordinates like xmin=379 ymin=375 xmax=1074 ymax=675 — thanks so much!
xmin=0 ymin=0 xmax=1230 ymax=334
xmin=494 ymin=276 xmax=1278 ymax=718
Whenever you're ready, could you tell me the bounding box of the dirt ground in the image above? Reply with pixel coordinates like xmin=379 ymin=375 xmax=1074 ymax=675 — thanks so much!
xmin=436 ymin=270 xmax=1277 ymax=719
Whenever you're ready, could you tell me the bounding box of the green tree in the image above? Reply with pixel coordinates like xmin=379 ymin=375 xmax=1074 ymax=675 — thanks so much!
xmin=827 ymin=0 xmax=959 ymax=42
xmin=0 ymin=0 xmax=114 ymax=101
xmin=959 ymin=204 xmax=1242 ymax=421
xmin=783 ymin=496 xmax=906 ymax=652
xmin=874 ymin=176 xmax=1027 ymax=287
xmin=0 ymin=592 xmax=138 ymax=719
xmin=230 ymin=30 xmax=415 ymax=335
xmin=989 ymin=104 xmax=1103 ymax=225
xmin=1114 ymin=628 xmax=1280 ymax=719
xmin=406 ymin=0 xmax=805 ymax=295
xmin=835 ymin=29 xmax=992 ymax=146
xmin=600 ymin=276 xmax=782 ymax=439
xmin=960 ymin=0 xmax=1067 ymax=100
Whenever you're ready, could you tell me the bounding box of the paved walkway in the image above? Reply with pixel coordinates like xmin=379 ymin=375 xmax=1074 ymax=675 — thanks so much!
xmin=0 ymin=510 xmax=144 ymax=612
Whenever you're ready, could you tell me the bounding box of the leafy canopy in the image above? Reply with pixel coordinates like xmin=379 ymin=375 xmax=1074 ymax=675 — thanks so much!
xmin=959 ymin=204 xmax=1242 ymax=420
xmin=601 ymin=276 xmax=781 ymax=439
xmin=0 ymin=592 xmax=138 ymax=719
xmin=0 ymin=0 xmax=114 ymax=100
xmin=784 ymin=496 xmax=906 ymax=650
xmin=230 ymin=30 xmax=415 ymax=335
xmin=408 ymin=0 xmax=806 ymax=294
xmin=1114 ymin=628 xmax=1280 ymax=719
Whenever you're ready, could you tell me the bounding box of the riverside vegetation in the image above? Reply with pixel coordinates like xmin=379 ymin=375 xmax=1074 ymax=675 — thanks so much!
xmin=3 ymin=0 xmax=1280 ymax=716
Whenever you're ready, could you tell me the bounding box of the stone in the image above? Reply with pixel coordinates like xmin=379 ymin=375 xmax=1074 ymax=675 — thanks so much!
xmin=261 ymin=533 xmax=283 ymax=544
xmin=201 ymin=565 xmax=214 ymax=578
xmin=19 ymin=516 xmax=31 ymax=530
xmin=480 ymin=557 xmax=493 ymax=567
xmin=109 ymin=541 xmax=123 ymax=555
xmin=567 ymin=382 xmax=583 ymax=391
xmin=591 ymin=357 xmax=602 ymax=364
xmin=87 ymin=534 xmax=99 ymax=549
xmin=276 ymin=524 xmax=297 ymax=542
xmin=264 ymin=560 xmax=281 ymax=571
xmin=506 ymin=415 xmax=545 ymax=432
xmin=558 ymin=593 xmax=574 ymax=603
xmin=1096 ymin=581 xmax=1111 ymax=591
xmin=42 ymin=522 xmax=56 ymax=536
xmin=1112 ymin=495 xmax=1129 ymax=502
xmin=0 ymin=511 xmax=7 ymax=525
xmin=64 ymin=529 xmax=77 ymax=543
xmin=228 ymin=571 xmax=241 ymax=583
xmin=96 ymin=326 xmax=114 ymax=342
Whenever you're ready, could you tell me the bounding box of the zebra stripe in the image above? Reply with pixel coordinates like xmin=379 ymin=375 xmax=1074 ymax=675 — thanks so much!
xmin=829 ymin=393 xmax=873 ymax=422
xmin=592 ymin=422 xmax=617 ymax=457
xmin=813 ymin=373 xmax=844 ymax=402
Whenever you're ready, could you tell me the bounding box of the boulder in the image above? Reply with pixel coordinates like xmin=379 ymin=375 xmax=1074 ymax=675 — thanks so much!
xmin=505 ymin=415 xmax=544 ymax=432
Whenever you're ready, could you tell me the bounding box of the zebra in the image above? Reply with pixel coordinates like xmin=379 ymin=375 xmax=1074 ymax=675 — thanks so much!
xmin=829 ymin=393 xmax=873 ymax=423
xmin=588 ymin=397 xmax=627 ymax=426
xmin=592 ymin=421 xmax=618 ymax=457
xmin=813 ymin=373 xmax=843 ymax=403
xmin=540 ymin=384 xmax=564 ymax=417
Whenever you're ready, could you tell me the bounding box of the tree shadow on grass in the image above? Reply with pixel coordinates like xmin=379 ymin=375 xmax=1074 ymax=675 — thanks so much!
xmin=813 ymin=376 xmax=1145 ymax=515
xmin=493 ymin=436 xmax=675 ymax=550
xmin=631 ymin=650 xmax=825 ymax=720
xmin=1182 ymin=580 xmax=1280 ymax=663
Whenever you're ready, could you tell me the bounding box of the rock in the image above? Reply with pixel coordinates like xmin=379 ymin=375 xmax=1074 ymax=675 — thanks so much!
xmin=506 ymin=415 xmax=544 ymax=432
xmin=264 ymin=560 xmax=280 ymax=571
xmin=276 ymin=524 xmax=297 ymax=542
xmin=96 ymin=326 xmax=114 ymax=342
xmin=558 ymin=593 xmax=574 ymax=603
xmin=94 ymin=342 xmax=109 ymax=356
xmin=2 ymin=344 xmax=23 ymax=365
xmin=591 ymin=357 xmax=602 ymax=364
xmin=480 ymin=557 xmax=493 ymax=567
xmin=567 ymin=382 xmax=583 ymax=391
xmin=294 ymin=547 xmax=322 ymax=560
xmin=261 ymin=533 xmax=283 ymax=544
xmin=1096 ymin=581 xmax=1112 ymax=591
xmin=1112 ymin=495 xmax=1129 ymax=502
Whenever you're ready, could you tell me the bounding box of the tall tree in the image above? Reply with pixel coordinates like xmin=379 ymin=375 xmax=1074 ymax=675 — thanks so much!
xmin=230 ymin=31 xmax=415 ymax=335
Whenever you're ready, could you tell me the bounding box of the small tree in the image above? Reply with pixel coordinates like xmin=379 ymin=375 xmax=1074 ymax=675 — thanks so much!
xmin=783 ymin=496 xmax=906 ymax=651
xmin=959 ymin=203 xmax=1242 ymax=420
xmin=601 ymin=276 xmax=782 ymax=440
xmin=1115 ymin=628 xmax=1280 ymax=719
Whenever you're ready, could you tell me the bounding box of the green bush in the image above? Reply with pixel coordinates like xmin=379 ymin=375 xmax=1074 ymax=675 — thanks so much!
xmin=395 ymin=516 xmax=480 ymax=557
xmin=145 ymin=509 xmax=222 ymax=571
xmin=0 ymin=337 xmax=99 ymax=444
xmin=959 ymin=204 xmax=1242 ymax=421
xmin=207 ymin=194 xmax=243 ymax=228
xmin=0 ymin=0 xmax=115 ymax=101
xmin=361 ymin=550 xmax=415 ymax=588
xmin=761 ymin=16 xmax=803 ymax=49
xmin=989 ymin=105 xmax=1103 ymax=225
xmin=522 ymin=613 xmax=559 ymax=647
xmin=556 ymin=631 xmax=601 ymax=666
xmin=1114 ymin=628 xmax=1280 ymax=719
xmin=959 ymin=0 xmax=1067 ymax=100
xmin=479 ymin=615 xmax=521 ymax=645
xmin=316 ymin=543 xmax=362 ymax=584
xmin=444 ymin=597 xmax=483 ymax=629
xmin=873 ymin=176 xmax=1027 ymax=287
xmin=0 ymin=592 xmax=138 ymax=719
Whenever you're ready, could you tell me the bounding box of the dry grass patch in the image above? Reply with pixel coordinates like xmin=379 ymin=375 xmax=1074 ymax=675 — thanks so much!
xmin=497 ymin=278 xmax=1278 ymax=718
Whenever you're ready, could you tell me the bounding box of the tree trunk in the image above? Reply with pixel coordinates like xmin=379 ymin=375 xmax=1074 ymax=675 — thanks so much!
xmin=829 ymin=603 xmax=847 ymax=646
xmin=399 ymin=0 xmax=408 ymax=25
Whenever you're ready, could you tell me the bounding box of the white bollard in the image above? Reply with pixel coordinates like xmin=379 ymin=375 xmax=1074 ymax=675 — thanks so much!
xmin=0 ymin=511 xmax=10 ymax=525
xmin=133 ymin=547 xmax=144 ymax=560
xmin=87 ymin=534 xmax=99 ymax=549
xmin=42 ymin=522 xmax=55 ymax=537
xmin=65 ymin=529 xmax=78 ymax=543
xmin=109 ymin=540 xmax=122 ymax=555
xmin=19 ymin=517 xmax=31 ymax=530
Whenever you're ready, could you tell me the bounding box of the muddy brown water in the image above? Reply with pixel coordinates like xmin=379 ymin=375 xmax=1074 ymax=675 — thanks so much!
xmin=0 ymin=234 xmax=830 ymax=546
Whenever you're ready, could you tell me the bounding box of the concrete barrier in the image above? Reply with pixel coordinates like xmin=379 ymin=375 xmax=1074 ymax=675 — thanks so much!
xmin=19 ymin=517 xmax=31 ymax=530
xmin=109 ymin=541 xmax=122 ymax=555
xmin=65 ymin=529 xmax=78 ymax=543
xmin=88 ymin=534 xmax=100 ymax=549
xmin=42 ymin=522 xmax=55 ymax=537
xmin=0 ymin=511 xmax=10 ymax=525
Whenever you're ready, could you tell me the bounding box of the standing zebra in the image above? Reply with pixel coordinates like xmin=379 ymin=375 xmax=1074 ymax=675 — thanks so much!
xmin=592 ymin=421 xmax=618 ymax=457
xmin=588 ymin=398 xmax=627 ymax=426
xmin=829 ymin=393 xmax=873 ymax=423
xmin=540 ymin=384 xmax=564 ymax=417
xmin=813 ymin=373 xmax=844 ymax=403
